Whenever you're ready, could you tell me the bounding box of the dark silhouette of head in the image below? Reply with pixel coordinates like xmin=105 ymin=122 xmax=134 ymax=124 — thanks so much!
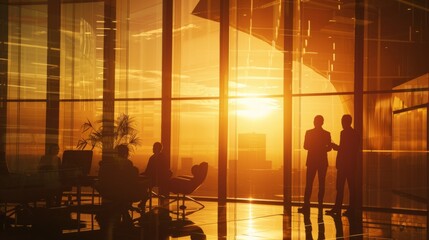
xmin=153 ymin=142 xmax=163 ymax=154
xmin=313 ymin=115 xmax=324 ymax=128
xmin=116 ymin=144 xmax=129 ymax=159
xmin=341 ymin=114 xmax=352 ymax=129
xmin=47 ymin=144 xmax=60 ymax=155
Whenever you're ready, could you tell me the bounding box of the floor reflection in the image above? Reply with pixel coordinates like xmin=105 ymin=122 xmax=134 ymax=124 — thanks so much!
xmin=302 ymin=209 xmax=325 ymax=240
xmin=0 ymin=201 xmax=426 ymax=239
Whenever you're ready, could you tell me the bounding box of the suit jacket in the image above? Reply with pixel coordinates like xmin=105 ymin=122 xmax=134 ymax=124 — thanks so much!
xmin=304 ymin=127 xmax=332 ymax=168
xmin=335 ymin=127 xmax=359 ymax=170
xmin=143 ymin=152 xmax=172 ymax=187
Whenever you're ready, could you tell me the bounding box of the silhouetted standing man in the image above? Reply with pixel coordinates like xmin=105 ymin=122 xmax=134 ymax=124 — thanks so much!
xmin=326 ymin=114 xmax=359 ymax=217
xmin=142 ymin=142 xmax=172 ymax=197
xmin=298 ymin=115 xmax=332 ymax=213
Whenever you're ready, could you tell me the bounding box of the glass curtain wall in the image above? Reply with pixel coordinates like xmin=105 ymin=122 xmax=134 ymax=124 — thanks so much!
xmin=2 ymin=0 xmax=429 ymax=213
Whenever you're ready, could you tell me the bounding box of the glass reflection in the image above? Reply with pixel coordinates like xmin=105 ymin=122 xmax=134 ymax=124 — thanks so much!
xmin=6 ymin=102 xmax=46 ymax=173
xmin=61 ymin=2 xmax=104 ymax=100
xmin=59 ymin=101 xmax=103 ymax=175
xmin=8 ymin=4 xmax=47 ymax=99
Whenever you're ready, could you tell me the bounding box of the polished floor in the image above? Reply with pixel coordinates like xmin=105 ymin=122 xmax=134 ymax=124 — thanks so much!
xmin=1 ymin=200 xmax=427 ymax=239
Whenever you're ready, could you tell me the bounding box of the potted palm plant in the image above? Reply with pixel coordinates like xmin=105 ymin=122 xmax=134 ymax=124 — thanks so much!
xmin=76 ymin=113 xmax=142 ymax=152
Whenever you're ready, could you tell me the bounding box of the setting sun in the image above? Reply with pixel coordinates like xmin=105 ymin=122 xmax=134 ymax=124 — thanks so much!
xmin=235 ymin=97 xmax=279 ymax=119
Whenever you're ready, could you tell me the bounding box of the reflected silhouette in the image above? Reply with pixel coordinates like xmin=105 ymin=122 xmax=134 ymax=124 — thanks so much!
xmin=330 ymin=214 xmax=344 ymax=238
xmin=283 ymin=210 xmax=292 ymax=239
xmin=303 ymin=212 xmax=312 ymax=240
xmin=303 ymin=209 xmax=325 ymax=240
xmin=135 ymin=208 xmax=207 ymax=240
xmin=347 ymin=213 xmax=363 ymax=240
xmin=299 ymin=115 xmax=332 ymax=213
xmin=317 ymin=209 xmax=325 ymax=240
xmin=39 ymin=144 xmax=62 ymax=207
xmin=95 ymin=203 xmax=206 ymax=240
xmin=218 ymin=203 xmax=227 ymax=240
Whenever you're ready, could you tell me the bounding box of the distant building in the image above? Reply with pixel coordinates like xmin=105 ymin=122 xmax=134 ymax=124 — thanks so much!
xmin=235 ymin=133 xmax=271 ymax=170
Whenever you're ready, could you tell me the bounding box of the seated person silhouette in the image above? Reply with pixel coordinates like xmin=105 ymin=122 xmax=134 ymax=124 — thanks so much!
xmin=97 ymin=144 xmax=149 ymax=225
xmin=38 ymin=143 xmax=63 ymax=207
xmin=141 ymin=142 xmax=172 ymax=198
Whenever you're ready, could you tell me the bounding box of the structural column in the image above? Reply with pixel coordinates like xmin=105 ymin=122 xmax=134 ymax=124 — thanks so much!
xmin=161 ymin=0 xmax=173 ymax=196
xmin=218 ymin=0 xmax=229 ymax=205
xmin=45 ymin=0 xmax=61 ymax=151
xmin=427 ymin=104 xmax=429 ymax=238
xmin=0 ymin=0 xmax=8 ymax=160
xmin=102 ymin=0 xmax=116 ymax=159
xmin=354 ymin=0 xmax=364 ymax=214
xmin=282 ymin=0 xmax=294 ymax=214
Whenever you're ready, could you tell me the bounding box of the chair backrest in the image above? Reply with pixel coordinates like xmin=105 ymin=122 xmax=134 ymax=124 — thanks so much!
xmin=61 ymin=150 xmax=93 ymax=175
xmin=190 ymin=162 xmax=208 ymax=190
xmin=192 ymin=162 xmax=208 ymax=183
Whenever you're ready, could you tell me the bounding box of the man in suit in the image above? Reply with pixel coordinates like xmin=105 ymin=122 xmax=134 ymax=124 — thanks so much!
xmin=298 ymin=115 xmax=332 ymax=213
xmin=326 ymin=114 xmax=359 ymax=217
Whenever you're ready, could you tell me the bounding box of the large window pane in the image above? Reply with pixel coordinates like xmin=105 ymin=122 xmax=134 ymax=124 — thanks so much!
xmin=61 ymin=2 xmax=104 ymax=100
xmin=295 ymin=1 xmax=355 ymax=94
xmin=172 ymin=0 xmax=220 ymax=98
xmin=8 ymin=4 xmax=47 ymax=99
xmin=229 ymin=0 xmax=284 ymax=97
xmin=228 ymin=97 xmax=283 ymax=200
xmin=364 ymin=1 xmax=429 ymax=92
xmin=171 ymin=100 xmax=218 ymax=197
xmin=116 ymin=0 xmax=163 ymax=99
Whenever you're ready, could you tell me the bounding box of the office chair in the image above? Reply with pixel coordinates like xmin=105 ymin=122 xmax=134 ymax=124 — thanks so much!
xmin=169 ymin=162 xmax=208 ymax=220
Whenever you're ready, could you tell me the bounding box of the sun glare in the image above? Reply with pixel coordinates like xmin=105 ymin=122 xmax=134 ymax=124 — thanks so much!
xmin=235 ymin=97 xmax=279 ymax=119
